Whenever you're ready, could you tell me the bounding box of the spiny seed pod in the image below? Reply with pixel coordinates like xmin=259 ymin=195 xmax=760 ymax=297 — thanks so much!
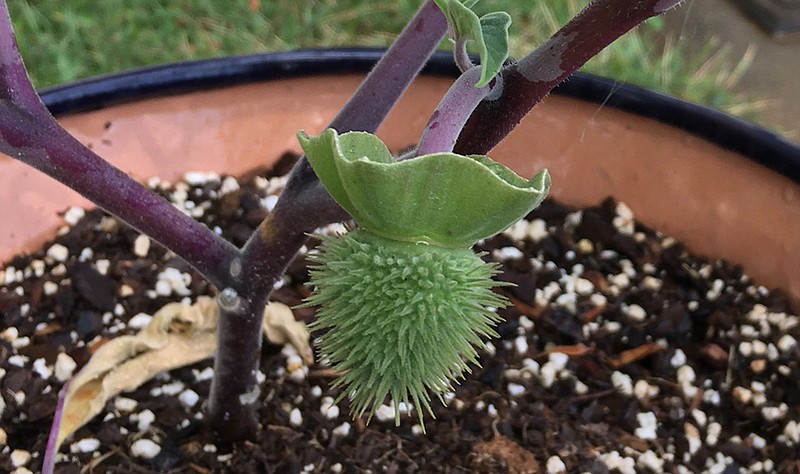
xmin=307 ymin=229 xmax=505 ymax=424
xmin=298 ymin=129 xmax=550 ymax=424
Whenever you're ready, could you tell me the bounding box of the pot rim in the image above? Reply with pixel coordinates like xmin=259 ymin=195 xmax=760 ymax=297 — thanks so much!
xmin=40 ymin=47 xmax=800 ymax=183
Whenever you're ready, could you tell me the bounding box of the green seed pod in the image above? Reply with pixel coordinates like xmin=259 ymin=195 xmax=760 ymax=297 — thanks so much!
xmin=298 ymin=128 xmax=549 ymax=425
xmin=306 ymin=229 xmax=506 ymax=425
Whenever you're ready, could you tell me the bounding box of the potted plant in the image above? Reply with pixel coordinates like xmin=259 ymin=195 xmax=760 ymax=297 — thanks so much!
xmin=2 ymin=0 xmax=800 ymax=472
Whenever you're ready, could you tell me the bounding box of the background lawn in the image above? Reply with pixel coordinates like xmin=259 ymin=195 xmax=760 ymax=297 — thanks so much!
xmin=8 ymin=0 xmax=759 ymax=120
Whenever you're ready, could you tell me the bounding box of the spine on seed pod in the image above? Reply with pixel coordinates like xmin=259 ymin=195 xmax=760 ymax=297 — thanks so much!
xmin=298 ymin=129 xmax=549 ymax=426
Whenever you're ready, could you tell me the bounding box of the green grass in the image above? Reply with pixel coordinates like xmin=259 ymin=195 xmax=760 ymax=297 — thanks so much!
xmin=8 ymin=0 xmax=759 ymax=119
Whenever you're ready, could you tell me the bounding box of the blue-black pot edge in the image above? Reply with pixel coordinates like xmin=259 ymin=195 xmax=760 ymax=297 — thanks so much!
xmin=38 ymin=48 xmax=800 ymax=184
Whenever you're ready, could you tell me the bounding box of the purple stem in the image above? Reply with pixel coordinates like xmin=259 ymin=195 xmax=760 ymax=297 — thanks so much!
xmin=454 ymin=0 xmax=686 ymax=155
xmin=41 ymin=380 xmax=70 ymax=474
xmin=454 ymin=37 xmax=473 ymax=72
xmin=0 ymin=1 xmax=237 ymax=289
xmin=207 ymin=0 xmax=448 ymax=440
xmin=415 ymin=66 xmax=495 ymax=156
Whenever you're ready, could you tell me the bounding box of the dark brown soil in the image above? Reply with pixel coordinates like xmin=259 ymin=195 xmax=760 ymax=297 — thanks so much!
xmin=1 ymin=154 xmax=799 ymax=473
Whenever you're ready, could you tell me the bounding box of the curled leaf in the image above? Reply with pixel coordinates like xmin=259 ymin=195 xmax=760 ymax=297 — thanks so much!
xmin=49 ymin=297 xmax=311 ymax=456
xmin=55 ymin=297 xmax=218 ymax=451
xmin=434 ymin=0 xmax=511 ymax=86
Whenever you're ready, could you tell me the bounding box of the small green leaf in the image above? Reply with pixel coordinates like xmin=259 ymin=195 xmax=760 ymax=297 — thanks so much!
xmin=433 ymin=0 xmax=510 ymax=87
xmin=298 ymin=129 xmax=550 ymax=248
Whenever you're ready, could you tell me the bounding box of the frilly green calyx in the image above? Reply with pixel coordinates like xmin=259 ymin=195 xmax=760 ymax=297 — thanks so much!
xmin=297 ymin=128 xmax=550 ymax=248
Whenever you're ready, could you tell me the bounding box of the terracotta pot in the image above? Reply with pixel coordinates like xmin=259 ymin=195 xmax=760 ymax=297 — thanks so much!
xmin=3 ymin=49 xmax=800 ymax=304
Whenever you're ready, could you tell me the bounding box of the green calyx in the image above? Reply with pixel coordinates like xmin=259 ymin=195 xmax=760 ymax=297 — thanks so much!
xmin=306 ymin=229 xmax=506 ymax=425
xmin=298 ymin=129 xmax=550 ymax=248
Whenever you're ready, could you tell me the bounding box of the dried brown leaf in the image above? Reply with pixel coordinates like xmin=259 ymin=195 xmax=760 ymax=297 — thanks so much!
xmin=262 ymin=302 xmax=313 ymax=364
xmin=53 ymin=297 xmax=311 ymax=453
xmin=56 ymin=296 xmax=218 ymax=449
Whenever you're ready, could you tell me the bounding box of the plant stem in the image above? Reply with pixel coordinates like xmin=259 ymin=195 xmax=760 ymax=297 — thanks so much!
xmin=454 ymin=0 xmax=685 ymax=155
xmin=454 ymin=37 xmax=474 ymax=73
xmin=0 ymin=1 xmax=238 ymax=289
xmin=415 ymin=66 xmax=495 ymax=156
xmin=207 ymin=0 xmax=448 ymax=441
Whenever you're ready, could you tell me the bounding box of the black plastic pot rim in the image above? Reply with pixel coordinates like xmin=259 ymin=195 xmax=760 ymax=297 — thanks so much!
xmin=39 ymin=47 xmax=800 ymax=184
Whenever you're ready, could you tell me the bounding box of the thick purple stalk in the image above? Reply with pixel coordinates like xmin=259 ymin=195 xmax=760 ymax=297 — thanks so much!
xmin=207 ymin=0 xmax=448 ymax=440
xmin=0 ymin=1 xmax=237 ymax=289
xmin=415 ymin=66 xmax=495 ymax=156
xmin=454 ymin=0 xmax=685 ymax=155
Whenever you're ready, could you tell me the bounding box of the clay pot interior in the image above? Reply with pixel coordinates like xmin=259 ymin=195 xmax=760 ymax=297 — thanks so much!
xmin=2 ymin=72 xmax=800 ymax=305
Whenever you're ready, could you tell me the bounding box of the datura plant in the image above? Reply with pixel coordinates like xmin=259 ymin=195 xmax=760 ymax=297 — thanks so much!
xmin=298 ymin=129 xmax=550 ymax=423
xmin=0 ymin=0 xmax=684 ymax=458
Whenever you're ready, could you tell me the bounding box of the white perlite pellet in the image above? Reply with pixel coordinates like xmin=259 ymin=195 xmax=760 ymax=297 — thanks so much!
xmin=733 ymin=386 xmax=753 ymax=404
xmin=706 ymin=422 xmax=722 ymax=446
xmin=332 ymin=422 xmax=351 ymax=437
xmin=289 ymin=408 xmax=303 ymax=427
xmin=43 ymin=281 xmax=59 ymax=295
xmin=375 ymin=404 xmax=396 ymax=422
xmin=219 ymin=176 xmax=240 ymax=195
xmin=320 ymin=397 xmax=340 ymax=420
xmin=778 ymin=334 xmax=797 ymax=352
xmin=635 ymin=412 xmax=658 ymax=440
xmin=10 ymin=449 xmax=31 ymax=467
xmin=155 ymin=268 xmax=192 ymax=296
xmin=611 ymin=371 xmax=633 ymax=396
xmin=782 ymin=420 xmax=800 ymax=444
xmin=54 ymin=353 xmax=77 ymax=382
xmin=8 ymin=354 xmax=27 ymax=367
xmin=32 ymin=358 xmax=52 ymax=380
xmin=63 ymin=206 xmax=86 ymax=226
xmin=676 ymin=365 xmax=696 ymax=386
xmin=600 ymin=451 xmax=636 ymax=474
xmin=46 ymin=243 xmax=69 ymax=262
xmin=135 ymin=409 xmax=156 ymax=431
xmin=637 ymin=450 xmax=664 ymax=472
xmin=685 ymin=423 xmax=702 ymax=455
xmin=623 ymin=304 xmax=647 ymax=322
xmin=513 ymin=336 xmax=529 ymax=356
xmin=131 ymin=439 xmax=161 ymax=459
xmin=1 ymin=326 xmax=18 ymax=342
xmin=494 ymin=246 xmax=524 ymax=261
xmin=507 ymin=382 xmax=527 ymax=397
xmin=70 ymin=438 xmax=100 ymax=453
xmin=691 ymin=409 xmax=707 ymax=428
xmin=133 ymin=234 xmax=151 ymax=257
xmin=114 ymin=397 xmax=138 ymax=412
xmin=670 ymin=349 xmax=687 ymax=367
xmin=184 ymin=171 xmax=220 ymax=185
xmin=633 ymin=379 xmax=659 ymax=401
xmin=179 ymin=389 xmax=200 ymax=408
xmin=546 ymin=455 xmax=567 ymax=474
xmin=127 ymin=313 xmax=153 ymax=330
xmin=159 ymin=381 xmax=185 ymax=396
xmin=193 ymin=367 xmax=214 ymax=382
xmin=761 ymin=403 xmax=788 ymax=421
